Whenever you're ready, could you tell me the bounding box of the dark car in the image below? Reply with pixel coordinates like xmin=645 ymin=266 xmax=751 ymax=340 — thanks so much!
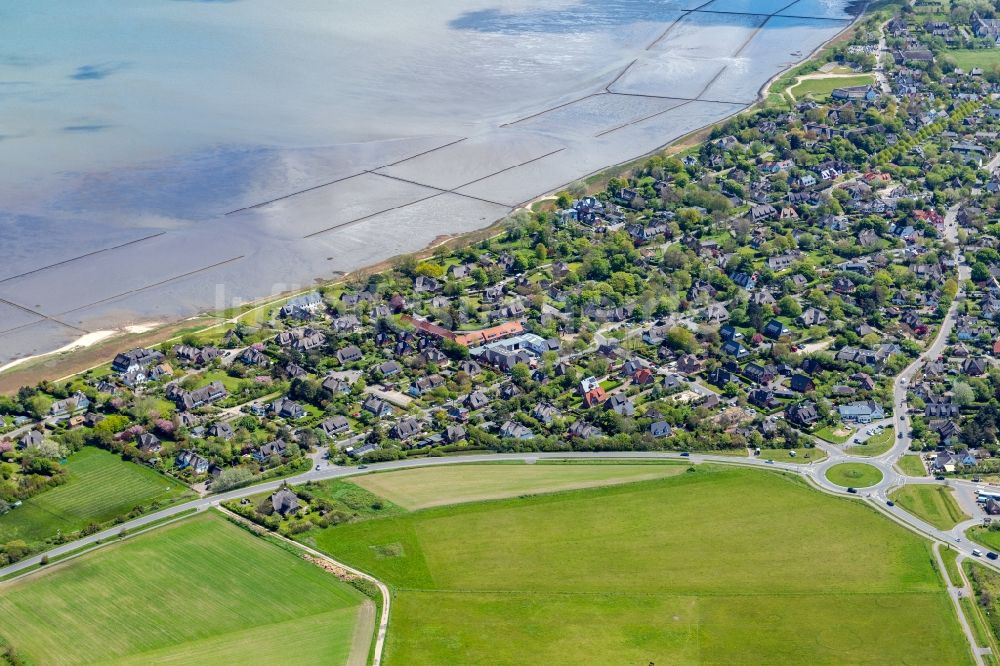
xmin=680 ymin=452 xmax=690 ymax=457
xmin=935 ymin=475 xmax=945 ymax=481
xmin=989 ymin=552 xmax=999 ymax=561
xmin=886 ymin=500 xmax=895 ymax=507
xmin=847 ymin=487 xmax=857 ymax=494
xmin=358 ymin=465 xmax=368 ymax=470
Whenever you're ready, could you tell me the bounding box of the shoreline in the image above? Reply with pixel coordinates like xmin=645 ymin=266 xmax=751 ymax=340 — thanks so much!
xmin=0 ymin=7 xmax=868 ymax=394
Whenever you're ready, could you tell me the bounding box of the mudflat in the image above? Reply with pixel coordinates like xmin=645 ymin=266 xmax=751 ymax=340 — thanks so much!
xmin=0 ymin=1 xmax=854 ymax=365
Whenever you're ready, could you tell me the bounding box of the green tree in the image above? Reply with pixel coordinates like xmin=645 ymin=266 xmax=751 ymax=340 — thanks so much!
xmin=665 ymin=327 xmax=698 ymax=353
xmin=971 ymin=262 xmax=990 ymax=283
xmin=778 ymin=295 xmax=801 ymax=318
xmin=3 ymin=540 xmax=29 ymax=563
xmin=511 ymin=363 xmax=531 ymax=386
xmin=952 ymin=382 xmax=975 ymax=407
xmin=213 ymin=467 xmax=255 ymax=492
xmin=415 ymin=261 xmax=444 ymax=279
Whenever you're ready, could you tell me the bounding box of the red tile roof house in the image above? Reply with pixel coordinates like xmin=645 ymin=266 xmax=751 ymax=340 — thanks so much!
xmin=913 ymin=209 xmax=945 ymax=226
xmin=579 ymin=376 xmax=608 ymax=408
xmin=632 ymin=368 xmax=656 ymax=386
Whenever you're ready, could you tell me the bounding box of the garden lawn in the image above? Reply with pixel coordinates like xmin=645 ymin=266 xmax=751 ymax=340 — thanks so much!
xmin=0 ymin=512 xmax=368 ymax=666
xmin=898 ymin=454 xmax=927 ymax=476
xmin=825 ymin=462 xmax=883 ymax=488
xmin=349 ymin=461 xmax=687 ymax=510
xmin=789 ymin=74 xmax=875 ymax=100
xmin=314 ymin=465 xmax=968 ymax=665
xmin=889 ymin=484 xmax=969 ymax=530
xmin=815 ymin=424 xmax=852 ymax=444
xmin=0 ymin=447 xmax=193 ymax=547
xmin=194 ymin=369 xmax=244 ymax=393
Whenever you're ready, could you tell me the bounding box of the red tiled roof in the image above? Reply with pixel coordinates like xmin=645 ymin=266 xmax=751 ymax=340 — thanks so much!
xmin=583 ymin=387 xmax=608 ymax=408
xmin=402 ymin=315 xmax=523 ymax=347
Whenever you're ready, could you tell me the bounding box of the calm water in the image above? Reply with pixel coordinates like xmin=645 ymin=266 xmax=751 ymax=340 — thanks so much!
xmin=0 ymin=0 xmax=666 ymax=216
xmin=0 ymin=0 xmax=852 ymax=363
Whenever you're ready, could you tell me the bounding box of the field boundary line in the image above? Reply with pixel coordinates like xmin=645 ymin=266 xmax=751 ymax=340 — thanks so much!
xmin=220 ymin=507 xmax=390 ymax=666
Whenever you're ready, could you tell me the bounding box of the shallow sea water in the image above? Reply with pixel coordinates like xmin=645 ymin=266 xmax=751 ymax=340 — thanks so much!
xmin=0 ymin=0 xmax=852 ymax=363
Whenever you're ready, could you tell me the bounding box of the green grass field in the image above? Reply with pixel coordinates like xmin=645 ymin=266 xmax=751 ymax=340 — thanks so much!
xmin=758 ymin=447 xmax=826 ymax=463
xmin=815 ymin=424 xmax=852 ymax=444
xmin=898 ymin=454 xmax=927 ymax=476
xmin=889 ymin=485 xmax=969 ymax=530
xmin=943 ymin=49 xmax=1000 ymax=70
xmin=941 ymin=545 xmax=962 ymax=586
xmin=846 ymin=428 xmax=895 ymax=457
xmin=0 ymin=447 xmax=193 ymax=547
xmin=825 ymin=462 xmax=884 ymax=488
xmin=0 ymin=512 xmax=369 ymax=665
xmin=789 ymin=74 xmax=875 ymax=100
xmin=967 ymin=526 xmax=1000 ymax=553
xmin=313 ymin=465 xmax=968 ymax=665
xmin=350 ymin=462 xmax=687 ymax=509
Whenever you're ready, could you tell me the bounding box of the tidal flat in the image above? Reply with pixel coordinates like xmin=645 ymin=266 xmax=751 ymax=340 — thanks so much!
xmin=0 ymin=0 xmax=853 ymax=364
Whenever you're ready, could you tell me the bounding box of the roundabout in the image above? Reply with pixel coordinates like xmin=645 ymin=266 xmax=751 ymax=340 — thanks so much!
xmin=825 ymin=463 xmax=884 ymax=489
